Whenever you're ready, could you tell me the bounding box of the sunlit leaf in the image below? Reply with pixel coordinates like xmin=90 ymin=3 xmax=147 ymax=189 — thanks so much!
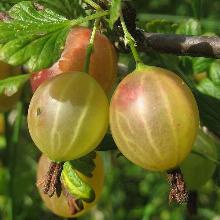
xmin=0 ymin=1 xmax=71 ymax=71
xmin=109 ymin=0 xmax=121 ymax=29
xmin=0 ymin=74 xmax=30 ymax=96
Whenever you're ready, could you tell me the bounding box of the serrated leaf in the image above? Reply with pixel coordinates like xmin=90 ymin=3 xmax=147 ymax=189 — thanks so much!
xmin=9 ymin=1 xmax=67 ymax=21
xmin=0 ymin=74 xmax=30 ymax=96
xmin=109 ymin=0 xmax=121 ymax=29
xmin=209 ymin=61 xmax=220 ymax=86
xmin=36 ymin=0 xmax=85 ymax=19
xmin=71 ymin=152 xmax=96 ymax=178
xmin=0 ymin=1 xmax=71 ymax=71
xmin=4 ymin=0 xmax=84 ymax=19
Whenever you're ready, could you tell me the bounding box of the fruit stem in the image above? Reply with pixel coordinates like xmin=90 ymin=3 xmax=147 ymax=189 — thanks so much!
xmin=83 ymin=0 xmax=102 ymax=10
xmin=120 ymin=13 xmax=143 ymax=67
xmin=70 ymin=10 xmax=109 ymax=27
xmin=167 ymin=168 xmax=188 ymax=204
xmin=83 ymin=0 xmax=109 ymax=23
xmin=83 ymin=19 xmax=100 ymax=73
xmin=187 ymin=191 xmax=198 ymax=216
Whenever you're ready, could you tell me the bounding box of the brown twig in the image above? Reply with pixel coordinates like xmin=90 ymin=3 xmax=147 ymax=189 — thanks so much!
xmin=136 ymin=31 xmax=220 ymax=59
xmin=114 ymin=1 xmax=220 ymax=59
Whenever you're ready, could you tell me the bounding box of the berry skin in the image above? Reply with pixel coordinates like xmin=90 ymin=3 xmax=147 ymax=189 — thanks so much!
xmin=28 ymin=72 xmax=109 ymax=162
xmin=110 ymin=65 xmax=199 ymax=171
xmin=31 ymin=27 xmax=118 ymax=94
xmin=31 ymin=68 xmax=54 ymax=93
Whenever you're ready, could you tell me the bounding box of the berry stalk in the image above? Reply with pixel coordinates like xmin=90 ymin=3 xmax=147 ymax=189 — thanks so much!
xmin=83 ymin=19 xmax=100 ymax=73
xmin=120 ymin=13 xmax=143 ymax=67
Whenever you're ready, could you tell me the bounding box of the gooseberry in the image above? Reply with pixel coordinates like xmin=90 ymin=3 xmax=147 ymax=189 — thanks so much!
xmin=37 ymin=153 xmax=104 ymax=218
xmin=110 ymin=65 xmax=199 ymax=171
xmin=31 ymin=27 xmax=118 ymax=94
xmin=31 ymin=68 xmax=54 ymax=93
xmin=28 ymin=72 xmax=109 ymax=161
xmin=0 ymin=61 xmax=21 ymax=112
xmin=180 ymin=129 xmax=217 ymax=190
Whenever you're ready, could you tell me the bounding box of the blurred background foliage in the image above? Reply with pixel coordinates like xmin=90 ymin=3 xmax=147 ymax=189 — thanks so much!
xmin=1 ymin=0 xmax=220 ymax=219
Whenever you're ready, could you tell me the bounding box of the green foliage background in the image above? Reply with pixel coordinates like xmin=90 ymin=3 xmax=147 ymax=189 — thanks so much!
xmin=1 ymin=0 xmax=220 ymax=220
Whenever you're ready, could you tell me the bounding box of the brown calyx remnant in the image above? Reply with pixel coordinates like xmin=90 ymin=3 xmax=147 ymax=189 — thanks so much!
xmin=0 ymin=12 xmax=11 ymax=21
xmin=39 ymin=161 xmax=63 ymax=198
xmin=34 ymin=2 xmax=44 ymax=11
xmin=167 ymin=168 xmax=188 ymax=203
xmin=33 ymin=3 xmax=45 ymax=11
xmin=62 ymin=185 xmax=84 ymax=215
xmin=187 ymin=191 xmax=198 ymax=216
xmin=36 ymin=160 xmax=83 ymax=215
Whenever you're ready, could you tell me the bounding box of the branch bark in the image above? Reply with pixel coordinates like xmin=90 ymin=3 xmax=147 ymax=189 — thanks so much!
xmin=136 ymin=31 xmax=220 ymax=59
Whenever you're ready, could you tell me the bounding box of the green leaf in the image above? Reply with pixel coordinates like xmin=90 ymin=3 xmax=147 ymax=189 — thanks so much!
xmin=0 ymin=74 xmax=30 ymax=96
xmin=10 ymin=121 xmax=42 ymax=219
xmin=71 ymin=151 xmax=96 ymax=178
xmin=192 ymin=150 xmax=220 ymax=165
xmin=0 ymin=1 xmax=71 ymax=71
xmin=192 ymin=57 xmax=213 ymax=74
xmin=172 ymin=62 xmax=220 ymax=134
xmin=195 ymin=91 xmax=220 ymax=133
xmin=191 ymin=0 xmax=203 ymax=19
xmin=197 ymin=78 xmax=220 ymax=99
xmin=209 ymin=61 xmax=220 ymax=86
xmin=109 ymin=0 xmax=121 ymax=29
xmin=176 ymin=18 xmax=201 ymax=35
xmin=145 ymin=20 xmax=178 ymax=34
xmin=2 ymin=0 xmax=85 ymax=18
xmin=0 ymin=135 xmax=6 ymax=149
xmin=0 ymin=2 xmax=11 ymax=11
xmin=0 ymin=167 xmax=9 ymax=195
xmin=35 ymin=0 xmax=85 ymax=19
xmin=62 ymin=160 xmax=95 ymax=203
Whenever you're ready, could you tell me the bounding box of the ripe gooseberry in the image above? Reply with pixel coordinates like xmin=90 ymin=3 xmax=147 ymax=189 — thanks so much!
xmin=28 ymin=72 xmax=109 ymax=161
xmin=0 ymin=61 xmax=21 ymax=112
xmin=31 ymin=27 xmax=118 ymax=94
xmin=110 ymin=65 xmax=199 ymax=171
xmin=180 ymin=129 xmax=217 ymax=191
xmin=37 ymin=153 xmax=104 ymax=218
